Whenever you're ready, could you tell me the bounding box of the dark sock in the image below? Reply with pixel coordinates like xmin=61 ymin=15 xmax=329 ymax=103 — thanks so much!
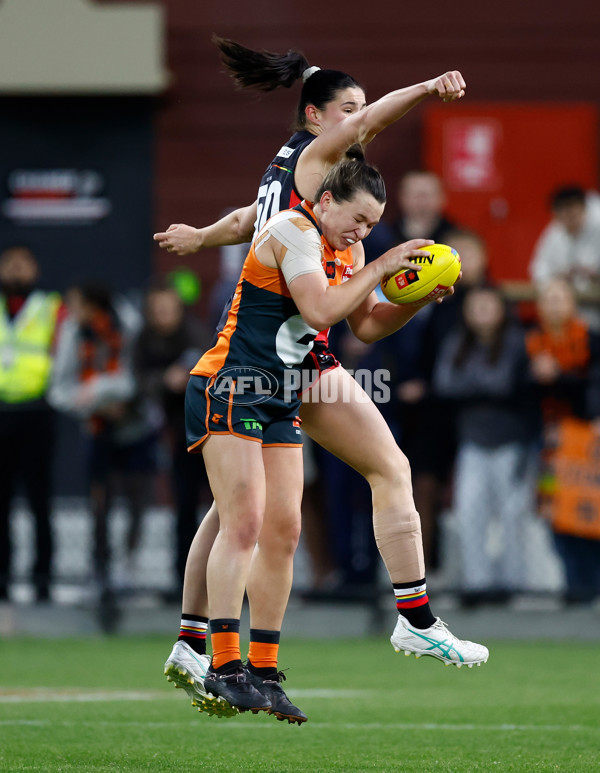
xmin=178 ymin=613 xmax=208 ymax=655
xmin=394 ymin=579 xmax=436 ymax=629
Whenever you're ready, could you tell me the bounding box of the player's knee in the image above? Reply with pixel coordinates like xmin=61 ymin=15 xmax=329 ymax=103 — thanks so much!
xmin=368 ymin=447 xmax=412 ymax=491
xmin=229 ymin=514 xmax=263 ymax=552
xmin=260 ymin=513 xmax=301 ymax=556
xmin=221 ymin=497 xmax=264 ymax=551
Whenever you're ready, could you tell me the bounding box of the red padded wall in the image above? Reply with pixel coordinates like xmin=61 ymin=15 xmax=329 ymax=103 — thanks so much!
xmin=424 ymin=103 xmax=598 ymax=281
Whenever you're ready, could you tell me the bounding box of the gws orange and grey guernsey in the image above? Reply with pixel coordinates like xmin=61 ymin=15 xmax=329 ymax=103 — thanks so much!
xmin=185 ymin=201 xmax=353 ymax=450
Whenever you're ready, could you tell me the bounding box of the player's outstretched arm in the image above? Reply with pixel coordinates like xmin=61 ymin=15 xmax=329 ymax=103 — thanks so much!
xmin=360 ymin=71 xmax=466 ymax=142
xmin=300 ymin=71 xmax=466 ymax=176
xmin=153 ymin=201 xmax=257 ymax=255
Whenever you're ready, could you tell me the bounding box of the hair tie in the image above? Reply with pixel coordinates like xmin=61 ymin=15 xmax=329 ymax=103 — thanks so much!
xmin=302 ymin=66 xmax=321 ymax=82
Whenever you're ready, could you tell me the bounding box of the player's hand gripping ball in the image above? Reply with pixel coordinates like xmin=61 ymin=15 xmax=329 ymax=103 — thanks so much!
xmin=380 ymin=243 xmax=461 ymax=305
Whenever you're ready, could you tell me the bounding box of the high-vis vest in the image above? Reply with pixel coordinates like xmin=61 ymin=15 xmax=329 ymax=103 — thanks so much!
xmin=0 ymin=291 xmax=61 ymax=403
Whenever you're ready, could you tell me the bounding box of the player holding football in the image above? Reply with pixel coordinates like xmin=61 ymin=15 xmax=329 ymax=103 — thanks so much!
xmin=158 ymin=37 xmax=488 ymax=721
xmin=182 ymin=160 xmax=445 ymax=717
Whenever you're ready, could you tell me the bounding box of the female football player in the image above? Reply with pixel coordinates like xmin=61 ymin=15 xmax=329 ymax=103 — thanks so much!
xmin=160 ymin=38 xmax=487 ymax=721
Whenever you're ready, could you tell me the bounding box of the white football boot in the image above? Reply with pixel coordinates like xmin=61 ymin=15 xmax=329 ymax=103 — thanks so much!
xmin=164 ymin=640 xmax=239 ymax=717
xmin=391 ymin=614 xmax=489 ymax=668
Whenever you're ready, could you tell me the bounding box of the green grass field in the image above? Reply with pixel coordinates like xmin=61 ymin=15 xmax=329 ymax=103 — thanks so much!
xmin=1 ymin=635 xmax=599 ymax=772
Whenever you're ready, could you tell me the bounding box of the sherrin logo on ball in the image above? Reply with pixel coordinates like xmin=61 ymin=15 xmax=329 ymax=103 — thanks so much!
xmin=380 ymin=243 xmax=461 ymax=305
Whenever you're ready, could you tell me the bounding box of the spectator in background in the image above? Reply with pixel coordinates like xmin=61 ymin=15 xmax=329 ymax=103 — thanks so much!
xmin=586 ymin=337 xmax=600 ymax=599
xmin=394 ymin=229 xmax=490 ymax=568
xmin=527 ymin=278 xmax=590 ymax=427
xmin=133 ymin=280 xmax=212 ymax=589
xmin=526 ymin=278 xmax=599 ymax=603
xmin=363 ymin=170 xmax=458 ymax=264
xmin=48 ymin=282 xmax=159 ymax=597
xmin=433 ymin=285 xmax=536 ymax=606
xmin=529 ymin=185 xmax=600 ymax=332
xmin=0 ymin=245 xmax=64 ymax=602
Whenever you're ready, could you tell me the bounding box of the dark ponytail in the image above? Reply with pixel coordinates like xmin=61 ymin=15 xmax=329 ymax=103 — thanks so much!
xmin=213 ymin=35 xmax=364 ymax=131
xmin=213 ymin=35 xmax=309 ymax=91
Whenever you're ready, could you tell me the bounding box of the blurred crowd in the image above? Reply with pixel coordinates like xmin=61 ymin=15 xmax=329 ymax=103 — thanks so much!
xmin=1 ymin=172 xmax=600 ymax=608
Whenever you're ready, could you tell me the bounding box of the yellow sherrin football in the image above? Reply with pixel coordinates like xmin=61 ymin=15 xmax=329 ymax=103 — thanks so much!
xmin=380 ymin=243 xmax=461 ymax=305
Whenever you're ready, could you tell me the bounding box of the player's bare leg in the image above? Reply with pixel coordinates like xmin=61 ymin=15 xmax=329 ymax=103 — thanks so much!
xmin=301 ymin=366 xmax=488 ymax=667
xmin=301 ymin=367 xmax=424 ymax=582
xmin=164 ymin=499 xmax=240 ymax=716
xmin=181 ymin=502 xmax=219 ymax=615
xmin=244 ymin=446 xmax=307 ymax=724
xmin=165 ymin=438 xmax=269 ymax=717
xmin=200 ymin=434 xmax=272 ymax=713
xmin=246 ymin=446 xmax=303 ymax=630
